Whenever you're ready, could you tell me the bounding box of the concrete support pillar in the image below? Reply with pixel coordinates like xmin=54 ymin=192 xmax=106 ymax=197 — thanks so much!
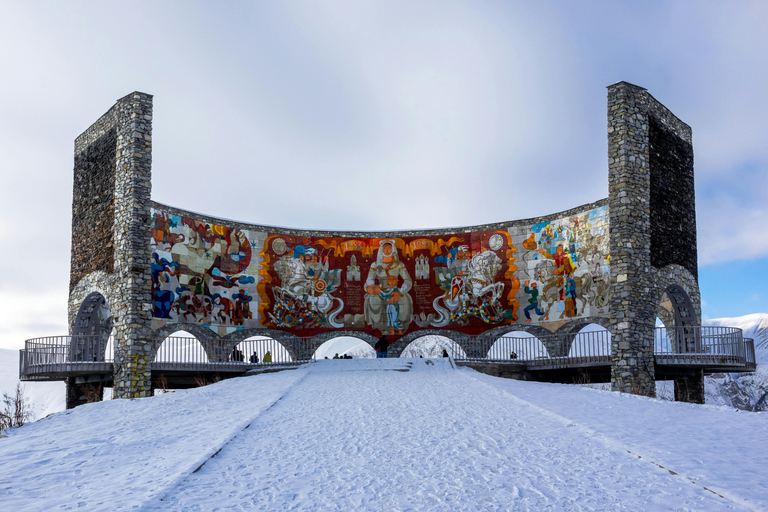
xmin=674 ymin=369 xmax=705 ymax=404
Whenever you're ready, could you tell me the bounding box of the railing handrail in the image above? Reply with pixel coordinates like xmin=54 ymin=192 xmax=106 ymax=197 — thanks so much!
xmin=20 ymin=325 xmax=756 ymax=379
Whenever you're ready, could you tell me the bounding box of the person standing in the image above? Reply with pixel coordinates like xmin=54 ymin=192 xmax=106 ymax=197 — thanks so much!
xmin=375 ymin=335 xmax=389 ymax=358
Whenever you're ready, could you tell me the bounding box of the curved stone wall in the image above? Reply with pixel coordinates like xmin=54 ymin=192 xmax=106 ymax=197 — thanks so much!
xmin=148 ymin=199 xmax=610 ymax=341
xmin=61 ymin=82 xmax=704 ymax=402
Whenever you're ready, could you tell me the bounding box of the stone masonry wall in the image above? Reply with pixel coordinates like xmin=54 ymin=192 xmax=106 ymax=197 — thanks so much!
xmin=607 ymin=82 xmax=699 ymax=396
xmin=69 ymin=92 xmax=155 ymax=400
xmin=71 ymin=121 xmax=117 ymax=292
xmin=607 ymin=82 xmax=658 ymax=396
xmin=111 ymin=93 xmax=154 ymax=399
xmin=649 ymin=113 xmax=696 ymax=278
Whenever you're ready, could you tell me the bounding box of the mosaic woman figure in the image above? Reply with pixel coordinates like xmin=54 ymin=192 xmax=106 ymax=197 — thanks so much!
xmin=364 ymin=240 xmax=413 ymax=334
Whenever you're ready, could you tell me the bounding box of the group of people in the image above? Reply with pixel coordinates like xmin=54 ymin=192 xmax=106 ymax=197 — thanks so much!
xmin=230 ymin=348 xmax=272 ymax=363
xmin=332 ymin=353 xmax=354 ymax=359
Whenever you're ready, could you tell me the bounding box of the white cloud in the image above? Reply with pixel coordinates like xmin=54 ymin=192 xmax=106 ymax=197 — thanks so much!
xmin=0 ymin=1 xmax=767 ymax=345
xmin=697 ymin=193 xmax=768 ymax=266
xmin=0 ymin=287 xmax=69 ymax=350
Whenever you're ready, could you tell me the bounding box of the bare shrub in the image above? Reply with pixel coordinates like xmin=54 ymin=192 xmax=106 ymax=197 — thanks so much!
xmin=156 ymin=374 xmax=170 ymax=394
xmin=81 ymin=383 xmax=104 ymax=403
xmin=0 ymin=383 xmax=33 ymax=430
xmin=193 ymin=374 xmax=221 ymax=387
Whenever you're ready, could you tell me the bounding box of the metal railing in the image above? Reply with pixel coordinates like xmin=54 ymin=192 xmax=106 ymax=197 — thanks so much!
xmin=20 ymin=335 xmax=313 ymax=379
xmin=454 ymin=330 xmax=612 ymax=369
xmin=451 ymin=326 xmax=755 ymax=370
xmin=20 ymin=325 xmax=757 ymax=380
xmin=654 ymin=326 xmax=756 ymax=368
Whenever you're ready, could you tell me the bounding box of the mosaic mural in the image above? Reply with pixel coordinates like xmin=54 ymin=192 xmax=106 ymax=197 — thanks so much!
xmin=149 ymin=205 xmax=609 ymax=337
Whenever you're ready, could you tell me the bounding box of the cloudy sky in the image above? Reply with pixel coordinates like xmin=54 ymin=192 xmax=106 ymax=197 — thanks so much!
xmin=0 ymin=1 xmax=766 ymax=349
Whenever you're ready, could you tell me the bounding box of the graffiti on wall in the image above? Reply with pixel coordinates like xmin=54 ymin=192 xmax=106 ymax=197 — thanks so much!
xmin=150 ymin=205 xmax=609 ymax=336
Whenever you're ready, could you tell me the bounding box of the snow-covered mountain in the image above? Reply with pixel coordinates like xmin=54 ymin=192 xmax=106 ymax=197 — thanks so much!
xmin=706 ymin=313 xmax=768 ymax=352
xmin=704 ymin=313 xmax=768 ymax=411
xmin=400 ymin=335 xmax=464 ymax=358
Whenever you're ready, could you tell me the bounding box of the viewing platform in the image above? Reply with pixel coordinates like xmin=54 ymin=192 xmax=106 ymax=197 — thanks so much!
xmin=20 ymin=326 xmax=756 ymax=395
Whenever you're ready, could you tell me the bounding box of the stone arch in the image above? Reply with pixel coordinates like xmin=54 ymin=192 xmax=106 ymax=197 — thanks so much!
xmin=234 ymin=336 xmax=296 ymax=364
xmin=397 ymin=331 xmax=468 ymax=358
xmin=310 ymin=330 xmax=380 ymax=349
xmin=150 ymin=323 xmax=221 ymax=361
xmin=486 ymin=331 xmax=550 ymax=361
xmin=68 ymin=271 xmax=116 ymax=335
xmin=223 ymin=328 xmax=307 ymax=361
xmin=654 ymin=264 xmax=702 ymax=327
xmin=391 ymin=329 xmax=473 ymax=358
xmin=654 ymin=264 xmax=702 ymax=352
xmin=70 ymin=291 xmax=113 ymax=362
xmin=554 ymin=317 xmax=611 ymax=358
xmin=566 ymin=323 xmax=611 ymax=358
xmin=554 ymin=317 xmax=612 ymax=335
xmin=151 ymin=329 xmax=209 ymax=364
xmin=313 ymin=333 xmax=378 ymax=360
xmin=480 ymin=324 xmax=559 ymax=357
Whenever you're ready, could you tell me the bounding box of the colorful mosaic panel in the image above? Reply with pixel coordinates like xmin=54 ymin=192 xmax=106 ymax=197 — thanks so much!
xmin=150 ymin=205 xmax=609 ymax=337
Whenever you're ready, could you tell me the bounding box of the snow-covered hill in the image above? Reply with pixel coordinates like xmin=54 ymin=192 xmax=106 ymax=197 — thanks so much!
xmin=0 ymin=359 xmax=766 ymax=511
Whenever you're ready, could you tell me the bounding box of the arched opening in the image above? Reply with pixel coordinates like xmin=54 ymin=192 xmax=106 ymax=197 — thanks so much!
xmin=652 ymin=317 xmax=675 ymax=399
xmin=314 ymin=336 xmax=375 ymax=360
xmin=235 ymin=336 xmax=293 ymax=364
xmin=400 ymin=335 xmax=466 ymax=358
xmin=654 ymin=316 xmax=673 ymax=353
xmin=659 ymin=285 xmax=700 ymax=353
xmin=488 ymin=331 xmax=548 ymax=361
xmin=567 ymin=323 xmax=611 ymax=358
xmin=71 ymin=292 xmax=112 ymax=361
xmin=154 ymin=330 xmax=209 ymax=364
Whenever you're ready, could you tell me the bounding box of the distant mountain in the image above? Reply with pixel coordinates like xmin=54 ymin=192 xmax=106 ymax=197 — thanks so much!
xmin=704 ymin=313 xmax=768 ymax=411
xmin=400 ymin=335 xmax=462 ymax=358
xmin=706 ymin=313 xmax=768 ymax=357
xmin=341 ymin=342 xmax=375 ymax=359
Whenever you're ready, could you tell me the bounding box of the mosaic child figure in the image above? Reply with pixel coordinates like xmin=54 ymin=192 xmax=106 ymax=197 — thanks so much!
xmin=377 ymin=275 xmax=404 ymax=335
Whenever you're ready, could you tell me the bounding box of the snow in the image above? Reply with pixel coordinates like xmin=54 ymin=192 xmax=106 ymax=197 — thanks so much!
xmin=1 ymin=359 xmax=766 ymax=511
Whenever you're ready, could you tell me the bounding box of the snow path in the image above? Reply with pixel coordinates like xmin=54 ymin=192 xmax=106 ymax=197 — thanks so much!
xmin=465 ymin=371 xmax=768 ymax=511
xmin=2 ymin=359 xmax=764 ymax=511
xmin=155 ymin=360 xmax=735 ymax=511
xmin=0 ymin=369 xmax=307 ymax=511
